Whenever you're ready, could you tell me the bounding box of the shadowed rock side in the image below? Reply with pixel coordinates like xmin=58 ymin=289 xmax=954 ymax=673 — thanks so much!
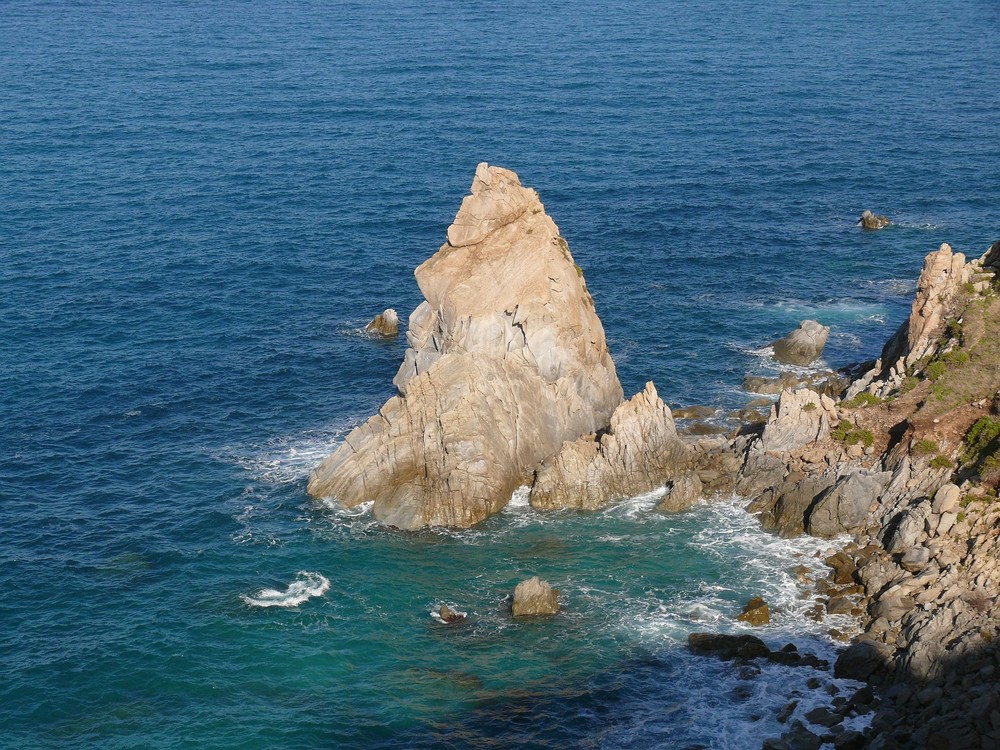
xmin=308 ymin=163 xmax=623 ymax=529
xmin=530 ymin=382 xmax=690 ymax=510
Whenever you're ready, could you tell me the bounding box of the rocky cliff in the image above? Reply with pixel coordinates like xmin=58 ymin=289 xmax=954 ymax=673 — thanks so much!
xmin=729 ymin=240 xmax=1000 ymax=749
xmin=308 ymin=164 xmax=624 ymax=529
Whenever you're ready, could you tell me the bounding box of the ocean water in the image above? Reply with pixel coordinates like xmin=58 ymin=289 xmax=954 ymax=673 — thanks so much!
xmin=3 ymin=1 xmax=1000 ymax=747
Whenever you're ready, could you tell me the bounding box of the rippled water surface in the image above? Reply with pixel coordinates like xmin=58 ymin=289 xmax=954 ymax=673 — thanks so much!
xmin=3 ymin=1 xmax=1000 ymax=747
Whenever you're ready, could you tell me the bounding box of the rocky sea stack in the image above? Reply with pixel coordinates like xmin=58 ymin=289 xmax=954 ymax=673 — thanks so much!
xmin=308 ymin=164 xmax=627 ymax=529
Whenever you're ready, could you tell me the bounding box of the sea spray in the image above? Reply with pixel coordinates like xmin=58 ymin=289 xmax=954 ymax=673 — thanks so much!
xmin=241 ymin=571 xmax=331 ymax=608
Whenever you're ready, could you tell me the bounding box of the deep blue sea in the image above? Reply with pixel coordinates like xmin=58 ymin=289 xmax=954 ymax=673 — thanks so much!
xmin=3 ymin=1 xmax=1000 ymax=748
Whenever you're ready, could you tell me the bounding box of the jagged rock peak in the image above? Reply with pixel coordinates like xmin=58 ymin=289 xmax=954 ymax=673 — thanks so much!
xmin=530 ymin=381 xmax=690 ymax=511
xmin=308 ymin=163 xmax=623 ymax=529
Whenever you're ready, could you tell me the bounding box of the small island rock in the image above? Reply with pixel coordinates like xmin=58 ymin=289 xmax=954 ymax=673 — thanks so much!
xmin=512 ymin=576 xmax=560 ymax=617
xmin=308 ymin=163 xmax=623 ymax=529
xmin=365 ymin=308 xmax=399 ymax=337
xmin=772 ymin=320 xmax=830 ymax=366
xmin=858 ymin=210 xmax=891 ymax=230
xmin=736 ymin=596 xmax=770 ymax=626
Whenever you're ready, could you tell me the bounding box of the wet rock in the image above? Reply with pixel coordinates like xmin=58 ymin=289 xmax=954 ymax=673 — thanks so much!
xmin=737 ymin=596 xmax=771 ymax=626
xmin=778 ymin=701 xmax=798 ymax=724
xmin=364 ymin=308 xmax=399 ymax=337
xmin=744 ymin=372 xmax=803 ymax=395
xmin=512 ymin=576 xmax=559 ymax=617
xmin=834 ymin=640 xmax=895 ymax=681
xmin=438 ymin=604 xmax=465 ymax=623
xmin=804 ymin=706 xmax=843 ymax=728
xmin=858 ymin=210 xmax=891 ymax=230
xmin=687 ymin=632 xmax=770 ymax=660
xmin=772 ymin=320 xmax=830 ymax=366
xmin=825 ymin=551 xmax=858 ymax=585
xmin=655 ymin=471 xmax=704 ymax=513
xmin=673 ymin=405 xmax=717 ymax=420
xmin=832 ymin=730 xmax=866 ymax=749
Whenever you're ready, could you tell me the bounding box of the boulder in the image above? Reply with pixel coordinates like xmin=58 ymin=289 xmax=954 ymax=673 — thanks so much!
xmin=438 ymin=604 xmax=465 ymax=623
xmin=762 ymin=470 xmax=839 ymax=537
xmin=887 ymin=502 xmax=931 ymax=553
xmin=759 ymin=389 xmax=837 ymax=454
xmin=364 ymin=308 xmax=399 ymax=337
xmin=834 ymin=639 xmax=895 ymax=681
xmin=512 ymin=576 xmax=559 ymax=617
xmin=772 ymin=320 xmax=830 ymax=366
xmin=656 ymin=471 xmax=703 ymax=513
xmin=308 ymin=164 xmax=623 ymax=528
xmin=805 ymin=469 xmax=890 ymax=537
xmin=530 ymin=382 xmax=690 ymax=510
xmin=932 ymin=483 xmax=961 ymax=514
xmin=736 ymin=596 xmax=770 ymax=626
xmin=858 ymin=210 xmax=891 ymax=230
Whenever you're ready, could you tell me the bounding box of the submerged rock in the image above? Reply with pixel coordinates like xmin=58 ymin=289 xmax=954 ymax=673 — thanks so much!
xmin=512 ymin=576 xmax=560 ymax=617
xmin=530 ymin=381 xmax=690 ymax=510
xmin=308 ymin=163 xmax=623 ymax=529
xmin=858 ymin=209 xmax=891 ymax=230
xmin=364 ymin=308 xmax=399 ymax=337
xmin=772 ymin=320 xmax=830 ymax=366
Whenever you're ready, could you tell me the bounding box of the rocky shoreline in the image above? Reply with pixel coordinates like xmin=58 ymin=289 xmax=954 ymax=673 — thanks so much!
xmin=311 ymin=164 xmax=1000 ymax=749
xmin=712 ymin=239 xmax=1000 ymax=749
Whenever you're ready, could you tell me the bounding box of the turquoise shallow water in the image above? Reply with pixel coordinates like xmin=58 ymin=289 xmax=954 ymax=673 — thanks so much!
xmin=3 ymin=1 xmax=1000 ymax=747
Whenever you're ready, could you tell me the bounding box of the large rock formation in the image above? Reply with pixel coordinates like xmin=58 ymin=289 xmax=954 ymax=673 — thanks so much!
xmin=849 ymin=243 xmax=970 ymax=400
xmin=771 ymin=319 xmax=830 ymax=366
xmin=308 ymin=163 xmax=623 ymax=529
xmin=529 ymin=382 xmax=690 ymax=510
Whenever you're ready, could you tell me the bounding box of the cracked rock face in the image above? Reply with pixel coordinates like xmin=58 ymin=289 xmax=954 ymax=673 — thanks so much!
xmin=529 ymin=381 xmax=690 ymax=511
xmin=307 ymin=163 xmax=623 ymax=529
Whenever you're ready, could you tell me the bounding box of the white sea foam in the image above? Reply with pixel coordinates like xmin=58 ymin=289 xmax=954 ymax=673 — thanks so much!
xmin=231 ymin=420 xmax=362 ymax=486
xmin=241 ymin=571 xmax=330 ymax=608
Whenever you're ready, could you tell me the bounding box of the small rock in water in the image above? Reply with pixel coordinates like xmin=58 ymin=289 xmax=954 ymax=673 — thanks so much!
xmin=511 ymin=576 xmax=560 ymax=617
xmin=438 ymin=604 xmax=465 ymax=623
xmin=364 ymin=308 xmax=399 ymax=337
xmin=771 ymin=320 xmax=830 ymax=366
xmin=736 ymin=596 xmax=771 ymax=626
xmin=857 ymin=209 xmax=891 ymax=230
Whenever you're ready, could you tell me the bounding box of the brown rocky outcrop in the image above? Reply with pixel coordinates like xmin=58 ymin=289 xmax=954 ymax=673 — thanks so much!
xmin=847 ymin=243 xmax=971 ymax=400
xmin=529 ymin=382 xmax=690 ymax=510
xmin=772 ymin=320 xmax=830 ymax=366
xmin=512 ymin=576 xmax=560 ymax=617
xmin=308 ymin=163 xmax=623 ymax=528
xmin=858 ymin=210 xmax=891 ymax=230
xmin=365 ymin=308 xmax=399 ymax=337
